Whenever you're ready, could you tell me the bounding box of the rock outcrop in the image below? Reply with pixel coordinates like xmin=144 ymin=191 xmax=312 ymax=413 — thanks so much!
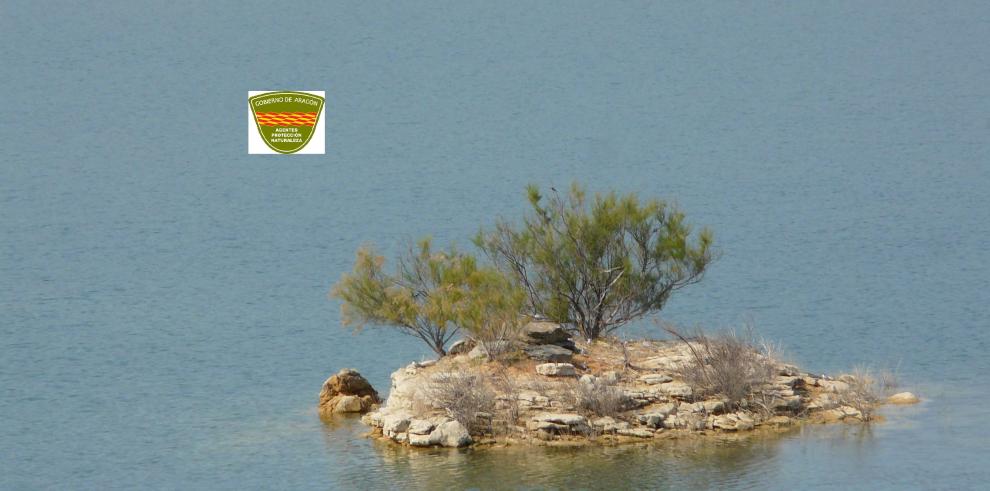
xmin=519 ymin=322 xmax=578 ymax=361
xmin=355 ymin=338 xmax=913 ymax=448
xmin=360 ymin=361 xmax=477 ymax=448
xmin=520 ymin=321 xmax=573 ymax=346
xmin=318 ymin=368 xmax=381 ymax=415
xmin=429 ymin=421 xmax=473 ymax=447
xmin=535 ymin=363 xmax=577 ymax=377
xmin=523 ymin=344 xmax=574 ymax=362
xmin=887 ymin=392 xmax=920 ymax=405
xmin=451 ymin=322 xmax=579 ymax=363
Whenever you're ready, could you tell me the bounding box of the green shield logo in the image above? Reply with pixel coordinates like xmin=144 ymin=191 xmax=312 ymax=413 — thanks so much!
xmin=249 ymin=91 xmax=325 ymax=154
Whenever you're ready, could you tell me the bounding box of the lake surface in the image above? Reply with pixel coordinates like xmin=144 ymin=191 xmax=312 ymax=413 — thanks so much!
xmin=2 ymin=1 xmax=989 ymax=488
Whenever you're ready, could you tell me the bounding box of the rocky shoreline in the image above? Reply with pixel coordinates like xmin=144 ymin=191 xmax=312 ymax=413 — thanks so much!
xmin=319 ymin=323 xmax=918 ymax=449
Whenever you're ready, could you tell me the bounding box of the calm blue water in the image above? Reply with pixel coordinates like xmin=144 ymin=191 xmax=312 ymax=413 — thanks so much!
xmin=2 ymin=1 xmax=989 ymax=489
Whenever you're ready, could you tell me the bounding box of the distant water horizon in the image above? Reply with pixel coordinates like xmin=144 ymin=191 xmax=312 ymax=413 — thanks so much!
xmin=2 ymin=1 xmax=989 ymax=488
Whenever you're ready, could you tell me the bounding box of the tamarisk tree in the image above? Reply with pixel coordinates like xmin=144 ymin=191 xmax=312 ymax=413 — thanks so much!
xmin=331 ymin=237 xmax=524 ymax=357
xmin=475 ymin=183 xmax=716 ymax=341
xmin=454 ymin=267 xmax=526 ymax=361
xmin=331 ymin=238 xmax=468 ymax=356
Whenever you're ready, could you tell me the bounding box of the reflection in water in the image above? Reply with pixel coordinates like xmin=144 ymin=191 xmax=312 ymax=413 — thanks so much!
xmin=320 ymin=416 xmax=828 ymax=489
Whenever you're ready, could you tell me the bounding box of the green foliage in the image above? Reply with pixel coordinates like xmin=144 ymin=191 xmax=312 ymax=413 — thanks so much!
xmin=456 ymin=267 xmax=527 ymax=361
xmin=331 ymin=237 xmax=524 ymax=357
xmin=475 ymin=182 xmax=716 ymax=340
xmin=332 ymin=182 xmax=717 ymax=352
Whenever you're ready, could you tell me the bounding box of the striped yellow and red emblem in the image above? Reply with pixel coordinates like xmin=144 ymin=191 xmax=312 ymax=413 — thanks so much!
xmin=254 ymin=112 xmax=319 ymax=127
xmin=248 ymin=91 xmax=325 ymax=153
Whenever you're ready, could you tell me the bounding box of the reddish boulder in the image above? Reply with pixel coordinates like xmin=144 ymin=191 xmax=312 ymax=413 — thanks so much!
xmin=318 ymin=368 xmax=380 ymax=415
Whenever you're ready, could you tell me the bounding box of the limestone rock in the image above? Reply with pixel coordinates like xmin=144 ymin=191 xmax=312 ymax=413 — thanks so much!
xmin=362 ymin=410 xmax=384 ymax=427
xmin=765 ymin=415 xmax=793 ymax=426
xmin=713 ymin=412 xmax=755 ymax=431
xmin=529 ymin=413 xmax=590 ymax=435
xmin=638 ymin=412 xmax=666 ymax=429
xmin=360 ymin=340 xmax=880 ymax=448
xmin=380 ymin=365 xmax=427 ymax=413
xmin=408 ymin=432 xmax=433 ymax=447
xmin=382 ymin=412 xmax=412 ymax=439
xmin=332 ymin=395 xmax=364 ymax=413
xmin=683 ymin=399 xmax=726 ymax=415
xmin=517 ymin=390 xmax=551 ymax=408
xmin=429 ymin=421 xmax=473 ymax=447
xmin=661 ymin=415 xmax=690 ymax=430
xmin=523 ymin=344 xmax=574 ymax=363
xmin=318 ymin=368 xmax=381 ymax=415
xmin=527 ymin=420 xmax=570 ymax=432
xmin=775 ymin=376 xmax=806 ymax=389
xmin=639 ymin=374 xmax=673 ymax=385
xmin=703 ymin=400 xmax=726 ymax=414
xmin=407 ymin=419 xmax=436 ymax=435
xmin=533 ymin=413 xmax=588 ymax=427
xmin=807 ymin=393 xmax=838 ymax=411
xmin=652 ymin=402 xmax=679 ymax=418
xmin=521 ymin=321 xmax=572 ymax=346
xmin=822 ymin=405 xmax=862 ymax=422
xmin=819 ymin=380 xmax=850 ymax=393
xmin=468 ymin=340 xmax=515 ymax=360
xmin=658 ymin=382 xmax=693 ymax=399
xmin=617 ymin=428 xmax=655 ymax=438
xmin=591 ymin=417 xmax=629 ymax=433
xmin=536 ymin=363 xmax=577 ymax=377
xmin=887 ymin=392 xmax=920 ymax=405
xmin=772 ymin=395 xmax=803 ymax=412
xmin=660 ymin=416 xmax=680 ymax=429
xmin=769 ymin=387 xmax=796 ymax=397
xmin=734 ymin=415 xmax=756 ymax=431
xmin=623 ymin=388 xmax=663 ymax=407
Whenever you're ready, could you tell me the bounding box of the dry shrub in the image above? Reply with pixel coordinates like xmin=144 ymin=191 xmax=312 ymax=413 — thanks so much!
xmin=424 ymin=370 xmax=496 ymax=434
xmin=663 ymin=323 xmax=776 ymax=409
xmin=573 ymin=379 xmax=628 ymax=417
xmin=520 ymin=375 xmax=568 ymax=395
xmin=520 ymin=377 xmax=579 ymax=404
xmin=474 ymin=339 xmax=523 ymax=364
xmin=488 ymin=365 xmax=523 ymax=435
xmin=840 ymin=366 xmax=898 ymax=421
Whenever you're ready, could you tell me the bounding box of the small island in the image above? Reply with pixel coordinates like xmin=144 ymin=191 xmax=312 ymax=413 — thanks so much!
xmin=320 ymin=321 xmax=916 ymax=448
xmin=322 ymin=184 xmax=918 ymax=448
